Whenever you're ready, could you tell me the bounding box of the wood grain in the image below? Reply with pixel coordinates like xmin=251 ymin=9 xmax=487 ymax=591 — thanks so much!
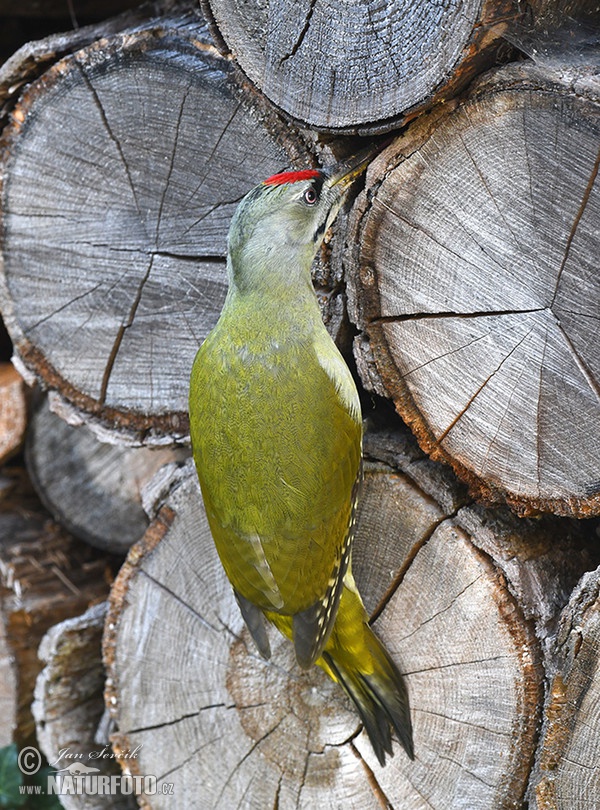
xmin=0 ymin=13 xmax=309 ymax=442
xmin=105 ymin=443 xmax=550 ymax=808
xmin=347 ymin=61 xmax=600 ymax=517
xmin=202 ymin=0 xmax=517 ymax=132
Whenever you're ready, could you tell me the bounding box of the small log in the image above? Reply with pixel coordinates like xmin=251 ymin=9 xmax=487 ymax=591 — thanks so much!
xmin=0 ymin=362 xmax=27 ymax=464
xmin=0 ymin=8 xmax=313 ymax=444
xmin=346 ymin=60 xmax=600 ymax=518
xmin=531 ymin=560 xmax=600 ymax=809
xmin=104 ymin=427 xmax=596 ymax=809
xmin=0 ymin=466 xmax=112 ymax=746
xmin=26 ymin=395 xmax=189 ymax=554
xmin=33 ymin=602 xmax=136 ymax=810
xmin=201 ymin=0 xmax=518 ymax=133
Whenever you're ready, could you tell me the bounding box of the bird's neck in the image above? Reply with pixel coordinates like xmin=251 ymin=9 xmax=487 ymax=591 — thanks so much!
xmin=217 ymin=259 xmax=326 ymax=351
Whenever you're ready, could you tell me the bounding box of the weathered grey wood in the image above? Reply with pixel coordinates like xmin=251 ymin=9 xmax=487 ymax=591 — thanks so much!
xmin=26 ymin=395 xmax=189 ymax=553
xmin=33 ymin=602 xmax=136 ymax=810
xmin=0 ymin=10 xmax=313 ymax=444
xmin=104 ymin=443 xmax=557 ymax=808
xmin=347 ymin=60 xmax=600 ymax=518
xmin=0 ymin=466 xmax=110 ymax=746
xmin=0 ymin=362 xmax=27 ymax=464
xmin=530 ymin=562 xmax=600 ymax=808
xmin=201 ymin=0 xmax=518 ymax=133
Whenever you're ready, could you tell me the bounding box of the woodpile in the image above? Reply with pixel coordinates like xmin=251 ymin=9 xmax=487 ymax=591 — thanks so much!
xmin=0 ymin=0 xmax=598 ymax=808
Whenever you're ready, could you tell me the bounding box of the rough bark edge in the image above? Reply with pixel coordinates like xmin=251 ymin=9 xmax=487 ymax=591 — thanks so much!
xmin=199 ymin=0 xmax=519 ymax=134
xmin=0 ymin=20 xmax=317 ymax=446
xmin=346 ymin=64 xmax=600 ymax=518
xmin=102 ymin=505 xmax=176 ymax=785
xmin=531 ymin=568 xmax=600 ymax=808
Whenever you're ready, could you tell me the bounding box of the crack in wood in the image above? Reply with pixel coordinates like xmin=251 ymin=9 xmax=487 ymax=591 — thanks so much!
xmin=184 ymin=101 xmax=244 ymax=209
xmin=396 ymin=571 xmax=484 ymax=646
xmin=556 ymin=321 xmax=600 ymax=405
xmin=279 ymin=0 xmax=318 ymax=64
xmin=457 ymin=121 xmax=523 ymax=253
xmin=370 ymin=307 xmax=546 ymax=325
xmin=415 ymin=706 xmax=509 ymax=738
xmin=376 ymin=197 xmax=510 ymax=278
xmin=26 ymin=282 xmax=103 ymax=333
xmin=155 ymin=81 xmax=192 ymax=249
xmin=138 ymin=567 xmax=222 ymax=635
xmin=126 ymin=705 xmax=231 ymax=735
xmin=75 ymin=59 xmax=143 ymax=222
xmin=349 ymin=741 xmax=396 ymax=810
xmin=215 ymin=715 xmax=285 ymax=807
xmin=434 ymin=327 xmax=534 ymax=446
xmin=551 ymin=144 xmax=600 ymax=306
xmin=99 ymin=254 xmax=155 ymax=405
xmin=369 ymin=510 xmax=458 ymax=624
xmin=404 ymin=653 xmax=509 ymax=676
xmin=181 ymin=194 xmax=246 ymax=237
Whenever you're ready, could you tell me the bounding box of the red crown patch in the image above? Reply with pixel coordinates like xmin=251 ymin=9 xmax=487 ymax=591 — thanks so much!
xmin=263 ymin=169 xmax=321 ymax=186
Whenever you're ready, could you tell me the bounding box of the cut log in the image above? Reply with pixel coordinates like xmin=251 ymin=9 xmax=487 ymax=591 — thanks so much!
xmin=531 ymin=560 xmax=600 ymax=809
xmin=0 ymin=362 xmax=27 ymax=464
xmin=33 ymin=602 xmax=136 ymax=810
xmin=201 ymin=0 xmax=518 ymax=133
xmin=104 ymin=426 xmax=598 ymax=809
xmin=26 ymin=395 xmax=190 ymax=554
xmin=0 ymin=8 xmax=313 ymax=444
xmin=346 ymin=60 xmax=600 ymax=518
xmin=0 ymin=466 xmax=112 ymax=746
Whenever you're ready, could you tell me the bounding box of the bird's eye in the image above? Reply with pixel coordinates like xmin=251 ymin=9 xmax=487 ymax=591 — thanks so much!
xmin=303 ymin=187 xmax=318 ymax=205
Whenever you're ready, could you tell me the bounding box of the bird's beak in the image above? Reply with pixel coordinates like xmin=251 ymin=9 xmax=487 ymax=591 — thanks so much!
xmin=324 ymin=141 xmax=388 ymax=194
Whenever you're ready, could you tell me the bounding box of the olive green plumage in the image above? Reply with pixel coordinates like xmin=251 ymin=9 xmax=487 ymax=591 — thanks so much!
xmin=189 ymin=152 xmax=413 ymax=764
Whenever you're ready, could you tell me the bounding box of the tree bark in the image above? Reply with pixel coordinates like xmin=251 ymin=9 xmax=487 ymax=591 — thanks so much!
xmin=0 ymin=6 xmax=314 ymax=445
xmin=26 ymin=394 xmax=189 ymax=554
xmin=201 ymin=0 xmax=519 ymax=133
xmin=346 ymin=60 xmax=600 ymax=518
xmin=104 ymin=428 xmax=596 ymax=808
xmin=531 ymin=561 xmax=600 ymax=808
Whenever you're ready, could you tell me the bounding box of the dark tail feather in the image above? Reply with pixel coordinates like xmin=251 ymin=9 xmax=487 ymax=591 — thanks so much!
xmin=323 ymin=631 xmax=414 ymax=766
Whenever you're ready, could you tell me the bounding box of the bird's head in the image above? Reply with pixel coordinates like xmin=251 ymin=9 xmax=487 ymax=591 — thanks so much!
xmin=227 ymin=148 xmax=378 ymax=294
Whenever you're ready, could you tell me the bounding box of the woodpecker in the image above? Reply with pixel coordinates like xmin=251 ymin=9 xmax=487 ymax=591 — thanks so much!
xmin=189 ymin=148 xmax=414 ymax=765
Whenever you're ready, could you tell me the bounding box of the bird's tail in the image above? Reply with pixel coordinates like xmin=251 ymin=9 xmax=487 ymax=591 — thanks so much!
xmin=316 ymin=576 xmax=414 ymax=765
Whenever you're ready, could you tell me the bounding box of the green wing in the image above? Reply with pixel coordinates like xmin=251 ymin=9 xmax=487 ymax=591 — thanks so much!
xmin=189 ymin=320 xmax=362 ymax=662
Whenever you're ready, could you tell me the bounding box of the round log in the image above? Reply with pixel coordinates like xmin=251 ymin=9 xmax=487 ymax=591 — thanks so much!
xmin=26 ymin=395 xmax=189 ymax=554
xmin=346 ymin=60 xmax=600 ymax=518
xmin=104 ymin=451 xmax=545 ymax=808
xmin=532 ymin=560 xmax=600 ymax=809
xmin=0 ymin=11 xmax=312 ymax=444
xmin=33 ymin=602 xmax=136 ymax=810
xmin=201 ymin=0 xmax=518 ymax=133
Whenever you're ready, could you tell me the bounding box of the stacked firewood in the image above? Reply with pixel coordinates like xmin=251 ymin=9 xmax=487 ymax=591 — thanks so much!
xmin=0 ymin=1 xmax=598 ymax=807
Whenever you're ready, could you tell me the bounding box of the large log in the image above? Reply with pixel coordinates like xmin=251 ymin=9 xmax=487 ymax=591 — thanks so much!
xmin=104 ymin=429 xmax=595 ymax=808
xmin=346 ymin=60 xmax=600 ymax=518
xmin=201 ymin=0 xmax=519 ymax=133
xmin=0 ymin=7 xmax=314 ymax=445
xmin=26 ymin=395 xmax=189 ymax=554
